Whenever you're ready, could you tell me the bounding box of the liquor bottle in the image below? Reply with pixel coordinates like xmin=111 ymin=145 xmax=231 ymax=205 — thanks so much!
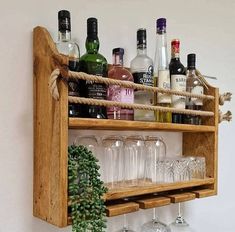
xmin=56 ymin=10 xmax=80 ymax=117
xmin=130 ymin=28 xmax=154 ymax=121
xmin=169 ymin=39 xmax=186 ymax=124
xmin=154 ymin=18 xmax=172 ymax=123
xmin=184 ymin=54 xmax=204 ymax=125
xmin=79 ymin=18 xmax=108 ymax=119
xmin=107 ymin=48 xmax=134 ymax=120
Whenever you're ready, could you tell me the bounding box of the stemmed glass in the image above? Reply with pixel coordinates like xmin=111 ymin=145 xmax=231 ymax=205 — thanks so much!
xmin=116 ymin=213 xmax=135 ymax=232
xmin=169 ymin=203 xmax=195 ymax=232
xmin=141 ymin=207 xmax=171 ymax=232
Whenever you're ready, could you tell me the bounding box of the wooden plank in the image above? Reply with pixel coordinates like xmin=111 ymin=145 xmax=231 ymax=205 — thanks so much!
xmin=105 ymin=178 xmax=214 ymax=201
xmin=166 ymin=192 xmax=196 ymax=203
xmin=137 ymin=196 xmax=171 ymax=209
xmin=106 ymin=202 xmax=139 ymax=217
xmin=69 ymin=118 xmax=215 ymax=132
xmin=33 ymin=26 xmax=69 ymax=227
xmin=191 ymin=189 xmax=216 ymax=198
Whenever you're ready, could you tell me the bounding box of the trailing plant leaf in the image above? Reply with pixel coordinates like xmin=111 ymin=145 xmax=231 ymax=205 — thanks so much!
xmin=68 ymin=145 xmax=108 ymax=232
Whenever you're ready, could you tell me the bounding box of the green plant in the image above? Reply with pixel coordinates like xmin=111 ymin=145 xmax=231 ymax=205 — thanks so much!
xmin=68 ymin=145 xmax=107 ymax=232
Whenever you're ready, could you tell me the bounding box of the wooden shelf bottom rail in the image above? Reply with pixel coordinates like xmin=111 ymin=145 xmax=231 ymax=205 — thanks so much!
xmin=105 ymin=178 xmax=214 ymax=200
xmin=137 ymin=196 xmax=171 ymax=209
xmin=69 ymin=118 xmax=216 ymax=132
xmin=106 ymin=202 xmax=139 ymax=217
xmin=166 ymin=192 xmax=196 ymax=203
xmin=191 ymin=188 xmax=216 ymax=198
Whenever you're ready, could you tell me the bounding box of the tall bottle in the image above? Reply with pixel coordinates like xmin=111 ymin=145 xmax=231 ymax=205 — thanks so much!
xmin=130 ymin=28 xmax=154 ymax=121
xmin=56 ymin=10 xmax=80 ymax=117
xmin=154 ymin=18 xmax=172 ymax=123
xmin=169 ymin=39 xmax=186 ymax=124
xmin=184 ymin=54 xmax=204 ymax=125
xmin=79 ymin=18 xmax=108 ymax=119
xmin=107 ymin=48 xmax=134 ymax=120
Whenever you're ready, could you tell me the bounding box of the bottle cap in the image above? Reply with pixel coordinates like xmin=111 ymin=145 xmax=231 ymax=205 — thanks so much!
xmin=112 ymin=47 xmax=124 ymax=55
xmin=171 ymin=39 xmax=180 ymax=55
xmin=137 ymin=28 xmax=146 ymax=46
xmin=87 ymin=17 xmax=98 ymax=38
xmin=156 ymin=18 xmax=166 ymax=32
xmin=187 ymin=53 xmax=196 ymax=69
xmin=58 ymin=10 xmax=71 ymax=32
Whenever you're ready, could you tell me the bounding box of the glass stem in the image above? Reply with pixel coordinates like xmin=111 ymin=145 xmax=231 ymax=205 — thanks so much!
xmin=123 ymin=214 xmax=127 ymax=229
xmin=178 ymin=202 xmax=182 ymax=217
xmin=153 ymin=208 xmax=158 ymax=221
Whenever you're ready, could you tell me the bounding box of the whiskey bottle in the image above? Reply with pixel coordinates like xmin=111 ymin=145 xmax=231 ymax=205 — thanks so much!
xmin=79 ymin=18 xmax=108 ymax=119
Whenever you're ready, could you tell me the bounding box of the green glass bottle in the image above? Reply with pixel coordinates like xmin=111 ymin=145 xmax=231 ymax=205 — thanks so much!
xmin=79 ymin=18 xmax=108 ymax=119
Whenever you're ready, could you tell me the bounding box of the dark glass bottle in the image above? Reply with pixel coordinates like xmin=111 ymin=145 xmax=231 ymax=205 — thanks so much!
xmin=184 ymin=54 xmax=204 ymax=125
xmin=56 ymin=10 xmax=80 ymax=117
xmin=79 ymin=18 xmax=108 ymax=119
xmin=169 ymin=39 xmax=186 ymax=124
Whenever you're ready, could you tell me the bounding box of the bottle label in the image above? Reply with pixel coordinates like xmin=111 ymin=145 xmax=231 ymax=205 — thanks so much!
xmin=132 ymin=65 xmax=154 ymax=87
xmin=85 ymin=62 xmax=107 ymax=100
xmin=191 ymin=86 xmax=204 ymax=106
xmin=157 ymin=70 xmax=171 ymax=104
xmin=171 ymin=74 xmax=186 ymax=109
xmin=107 ymin=85 xmax=134 ymax=113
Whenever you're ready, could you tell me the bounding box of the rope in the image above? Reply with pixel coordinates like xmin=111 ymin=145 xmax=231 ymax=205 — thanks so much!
xmin=48 ymin=68 xmax=214 ymax=117
xmin=68 ymin=71 xmax=214 ymax=100
xmin=69 ymin=96 xmax=214 ymax=117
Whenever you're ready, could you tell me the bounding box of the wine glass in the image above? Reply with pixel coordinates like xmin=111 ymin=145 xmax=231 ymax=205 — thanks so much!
xmin=124 ymin=135 xmax=145 ymax=186
xmin=141 ymin=208 xmax=171 ymax=232
xmin=102 ymin=136 xmax=124 ymax=189
xmin=116 ymin=213 xmax=136 ymax=232
xmin=169 ymin=203 xmax=195 ymax=232
xmin=144 ymin=136 xmax=166 ymax=184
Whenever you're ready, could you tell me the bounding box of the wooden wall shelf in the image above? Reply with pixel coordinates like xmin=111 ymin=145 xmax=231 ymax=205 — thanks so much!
xmin=33 ymin=26 xmax=219 ymax=227
xmin=69 ymin=118 xmax=216 ymax=132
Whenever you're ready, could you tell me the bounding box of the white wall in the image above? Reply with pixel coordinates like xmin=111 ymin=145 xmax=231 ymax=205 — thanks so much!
xmin=1 ymin=0 xmax=235 ymax=231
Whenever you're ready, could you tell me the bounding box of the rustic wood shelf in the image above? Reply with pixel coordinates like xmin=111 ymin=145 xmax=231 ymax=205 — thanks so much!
xmin=69 ymin=118 xmax=216 ymax=132
xmin=105 ymin=178 xmax=214 ymax=201
xmin=33 ymin=26 xmax=219 ymax=227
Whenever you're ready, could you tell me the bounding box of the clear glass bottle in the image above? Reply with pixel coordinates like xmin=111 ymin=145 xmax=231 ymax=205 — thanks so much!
xmin=130 ymin=28 xmax=154 ymax=121
xmin=154 ymin=18 xmax=172 ymax=123
xmin=169 ymin=39 xmax=186 ymax=124
xmin=184 ymin=54 xmax=204 ymax=125
xmin=79 ymin=17 xmax=108 ymax=119
xmin=107 ymin=48 xmax=134 ymax=120
xmin=56 ymin=10 xmax=80 ymax=117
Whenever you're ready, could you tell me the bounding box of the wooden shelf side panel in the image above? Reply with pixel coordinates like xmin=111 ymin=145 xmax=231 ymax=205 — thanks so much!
xmin=33 ymin=26 xmax=69 ymax=227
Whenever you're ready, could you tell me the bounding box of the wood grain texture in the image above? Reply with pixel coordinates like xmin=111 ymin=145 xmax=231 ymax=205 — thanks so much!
xmin=166 ymin=192 xmax=196 ymax=203
xmin=105 ymin=178 xmax=214 ymax=201
xmin=33 ymin=26 xmax=69 ymax=227
xmin=137 ymin=196 xmax=171 ymax=209
xmin=106 ymin=202 xmax=139 ymax=217
xmin=69 ymin=118 xmax=215 ymax=132
xmin=191 ymin=189 xmax=216 ymax=198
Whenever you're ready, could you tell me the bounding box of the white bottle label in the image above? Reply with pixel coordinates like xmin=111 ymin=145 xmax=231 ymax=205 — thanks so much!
xmin=157 ymin=70 xmax=171 ymax=104
xmin=171 ymin=74 xmax=186 ymax=109
xmin=191 ymin=86 xmax=204 ymax=106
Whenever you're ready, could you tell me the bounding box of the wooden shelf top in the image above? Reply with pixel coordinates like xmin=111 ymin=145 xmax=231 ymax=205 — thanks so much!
xmin=105 ymin=178 xmax=214 ymax=201
xmin=69 ymin=118 xmax=215 ymax=132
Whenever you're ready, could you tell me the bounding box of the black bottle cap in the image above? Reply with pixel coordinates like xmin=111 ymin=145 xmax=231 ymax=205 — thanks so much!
xmin=87 ymin=17 xmax=98 ymax=38
xmin=137 ymin=28 xmax=146 ymax=46
xmin=112 ymin=47 xmax=124 ymax=55
xmin=58 ymin=10 xmax=71 ymax=32
xmin=187 ymin=53 xmax=196 ymax=69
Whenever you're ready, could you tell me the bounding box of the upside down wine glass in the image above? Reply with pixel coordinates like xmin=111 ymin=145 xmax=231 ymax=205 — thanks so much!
xmin=116 ymin=213 xmax=136 ymax=232
xmin=141 ymin=208 xmax=171 ymax=232
xmin=169 ymin=203 xmax=195 ymax=232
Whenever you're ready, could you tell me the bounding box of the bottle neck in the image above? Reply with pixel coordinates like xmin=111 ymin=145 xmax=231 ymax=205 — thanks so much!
xmin=155 ymin=30 xmax=168 ymax=69
xmin=187 ymin=68 xmax=196 ymax=75
xmin=171 ymin=52 xmax=180 ymax=59
xmin=137 ymin=45 xmax=147 ymax=55
xmin=86 ymin=36 xmax=99 ymax=54
xmin=113 ymin=54 xmax=123 ymax=66
xmin=58 ymin=30 xmax=71 ymax=42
